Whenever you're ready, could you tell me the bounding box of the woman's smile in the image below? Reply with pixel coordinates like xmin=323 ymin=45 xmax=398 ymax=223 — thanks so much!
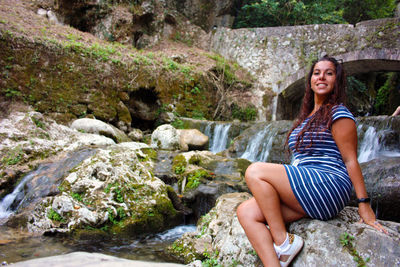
xmin=311 ymin=61 xmax=336 ymax=98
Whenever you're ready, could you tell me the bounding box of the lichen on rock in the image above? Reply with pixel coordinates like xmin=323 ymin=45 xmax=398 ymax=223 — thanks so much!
xmin=27 ymin=145 xmax=181 ymax=236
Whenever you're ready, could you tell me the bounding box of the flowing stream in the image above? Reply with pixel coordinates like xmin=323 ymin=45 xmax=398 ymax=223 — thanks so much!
xmin=0 ymin=149 xmax=97 ymax=220
xmin=204 ymin=122 xmax=232 ymax=153
xmin=0 ymin=224 xmax=196 ymax=264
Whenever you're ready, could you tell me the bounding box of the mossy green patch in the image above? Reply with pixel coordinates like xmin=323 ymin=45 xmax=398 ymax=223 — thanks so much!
xmin=172 ymin=154 xmax=187 ymax=174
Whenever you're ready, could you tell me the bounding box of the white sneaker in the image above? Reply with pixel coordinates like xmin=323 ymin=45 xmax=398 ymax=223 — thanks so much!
xmin=276 ymin=233 xmax=304 ymax=267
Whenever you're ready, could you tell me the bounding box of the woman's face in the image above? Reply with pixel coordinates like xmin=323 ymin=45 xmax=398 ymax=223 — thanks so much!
xmin=310 ymin=60 xmax=336 ymax=99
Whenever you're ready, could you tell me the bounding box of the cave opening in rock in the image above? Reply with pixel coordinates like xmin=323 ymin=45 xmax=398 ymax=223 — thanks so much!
xmin=128 ymin=88 xmax=160 ymax=131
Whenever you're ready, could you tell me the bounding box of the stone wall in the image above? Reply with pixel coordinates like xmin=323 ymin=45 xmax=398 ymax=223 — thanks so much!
xmin=210 ymin=18 xmax=400 ymax=120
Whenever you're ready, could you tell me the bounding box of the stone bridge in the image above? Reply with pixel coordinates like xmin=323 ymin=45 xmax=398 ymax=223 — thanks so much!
xmin=209 ymin=18 xmax=400 ymax=120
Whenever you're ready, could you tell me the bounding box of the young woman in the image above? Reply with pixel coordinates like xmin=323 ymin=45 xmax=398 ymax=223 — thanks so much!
xmin=236 ymin=55 xmax=387 ymax=267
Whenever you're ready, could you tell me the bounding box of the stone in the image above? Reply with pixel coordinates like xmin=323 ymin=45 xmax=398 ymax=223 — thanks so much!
xmin=23 ymin=146 xmax=181 ymax=235
xmin=10 ymin=251 xmax=185 ymax=267
xmin=151 ymin=124 xmax=180 ymax=151
xmin=70 ymin=118 xmax=130 ymax=143
xmin=177 ymin=129 xmax=209 ymax=151
xmin=355 ymin=157 xmax=400 ymax=221
xmin=171 ymin=193 xmax=400 ymax=266
xmin=128 ymin=129 xmax=144 ymax=141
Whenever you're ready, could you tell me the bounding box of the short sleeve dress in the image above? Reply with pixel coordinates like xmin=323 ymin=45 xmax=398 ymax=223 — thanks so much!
xmin=284 ymin=105 xmax=355 ymax=220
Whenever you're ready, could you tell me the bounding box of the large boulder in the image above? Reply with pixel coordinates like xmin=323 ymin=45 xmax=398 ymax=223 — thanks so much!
xmin=8 ymin=145 xmax=181 ymax=236
xmin=171 ymin=193 xmax=400 ymax=266
xmin=177 ymin=129 xmax=209 ymax=151
xmin=354 ymin=157 xmax=400 ymax=222
xmin=151 ymin=124 xmax=181 ymax=151
xmin=0 ymin=110 xmax=115 ymax=195
xmin=71 ymin=118 xmax=131 ymax=143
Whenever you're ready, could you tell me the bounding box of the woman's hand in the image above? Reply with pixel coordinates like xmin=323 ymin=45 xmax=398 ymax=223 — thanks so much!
xmin=358 ymin=203 xmax=388 ymax=234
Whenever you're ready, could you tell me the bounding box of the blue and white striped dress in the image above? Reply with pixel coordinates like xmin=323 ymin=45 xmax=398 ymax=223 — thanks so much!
xmin=284 ymin=105 xmax=355 ymax=220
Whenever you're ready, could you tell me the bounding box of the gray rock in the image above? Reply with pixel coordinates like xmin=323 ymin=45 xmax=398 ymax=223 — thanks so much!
xmin=355 ymin=157 xmax=400 ymax=221
xmin=151 ymin=124 xmax=180 ymax=151
xmin=23 ymin=146 xmax=180 ymax=235
xmin=128 ymin=128 xmax=144 ymax=141
xmin=171 ymin=193 xmax=400 ymax=266
xmin=71 ymin=118 xmax=130 ymax=143
xmin=10 ymin=251 xmax=185 ymax=267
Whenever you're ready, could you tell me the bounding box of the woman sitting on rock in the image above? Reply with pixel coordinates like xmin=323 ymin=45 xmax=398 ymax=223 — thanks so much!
xmin=237 ymin=55 xmax=387 ymax=267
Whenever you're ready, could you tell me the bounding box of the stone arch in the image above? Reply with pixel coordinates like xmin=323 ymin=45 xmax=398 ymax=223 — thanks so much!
xmin=276 ymin=49 xmax=400 ymax=120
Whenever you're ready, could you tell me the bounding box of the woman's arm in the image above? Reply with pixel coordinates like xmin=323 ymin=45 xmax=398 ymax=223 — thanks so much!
xmin=331 ymin=118 xmax=387 ymax=234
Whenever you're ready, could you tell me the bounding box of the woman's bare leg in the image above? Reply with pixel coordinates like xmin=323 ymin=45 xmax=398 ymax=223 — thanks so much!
xmin=237 ymin=198 xmax=304 ymax=266
xmin=237 ymin=162 xmax=306 ymax=266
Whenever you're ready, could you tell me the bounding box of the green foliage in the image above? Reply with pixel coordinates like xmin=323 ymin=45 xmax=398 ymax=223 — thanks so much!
xmin=233 ymin=0 xmax=396 ymax=28
xmin=374 ymin=72 xmax=397 ymax=114
xmin=31 ymin=116 xmax=45 ymax=129
xmin=172 ymin=154 xmax=187 ymax=174
xmin=231 ymin=103 xmax=257 ymax=122
xmin=2 ymin=146 xmax=24 ymax=165
xmin=186 ymin=169 xmax=211 ymax=189
xmin=340 ymin=232 xmax=370 ymax=267
xmin=202 ymin=251 xmax=222 ymax=267
xmin=340 ymin=0 xmax=397 ymax=25
xmin=47 ymin=208 xmax=65 ymax=222
xmin=171 ymin=118 xmax=185 ymax=129
xmin=104 ymin=183 xmax=125 ymax=203
xmin=71 ymin=192 xmax=83 ymax=202
xmin=2 ymin=87 xmax=21 ymax=99
xmin=163 ymin=57 xmax=179 ymax=71
xmin=233 ymin=0 xmax=345 ymax=28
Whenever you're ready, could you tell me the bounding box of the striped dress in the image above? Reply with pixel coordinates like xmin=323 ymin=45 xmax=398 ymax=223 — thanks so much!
xmin=284 ymin=105 xmax=355 ymax=220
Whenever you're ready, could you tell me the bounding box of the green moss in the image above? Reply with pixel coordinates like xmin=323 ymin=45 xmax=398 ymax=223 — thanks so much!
xmin=235 ymin=158 xmax=252 ymax=177
xmin=172 ymin=154 xmax=187 ymax=174
xmin=140 ymin=148 xmax=157 ymax=161
xmin=189 ymin=155 xmax=202 ymax=165
xmin=47 ymin=208 xmax=65 ymax=222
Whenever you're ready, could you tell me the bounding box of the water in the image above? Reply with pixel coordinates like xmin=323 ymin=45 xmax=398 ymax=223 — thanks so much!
xmin=358 ymin=126 xmax=379 ymax=163
xmin=0 ymin=166 xmax=47 ymax=219
xmin=358 ymin=125 xmax=400 ymax=163
xmin=240 ymin=124 xmax=278 ymax=162
xmin=205 ymin=122 xmax=231 ymax=153
xmin=0 ymin=149 xmax=96 ymax=220
xmin=0 ymin=224 xmax=196 ymax=264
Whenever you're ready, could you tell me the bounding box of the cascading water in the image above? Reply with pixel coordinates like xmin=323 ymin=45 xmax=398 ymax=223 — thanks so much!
xmin=240 ymin=124 xmax=278 ymax=162
xmin=205 ymin=122 xmax=232 ymax=153
xmin=357 ymin=124 xmax=400 ymax=163
xmin=358 ymin=125 xmax=380 ymax=163
xmin=0 ymin=168 xmax=43 ymax=219
xmin=0 ymin=148 xmax=96 ymax=220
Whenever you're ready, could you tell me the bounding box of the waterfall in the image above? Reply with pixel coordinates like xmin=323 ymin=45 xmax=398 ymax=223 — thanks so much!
xmin=358 ymin=126 xmax=380 ymax=163
xmin=357 ymin=125 xmax=400 ymax=163
xmin=206 ymin=122 xmax=231 ymax=153
xmin=240 ymin=124 xmax=277 ymax=162
xmin=0 ymin=148 xmax=96 ymax=220
xmin=0 ymin=165 xmax=48 ymax=219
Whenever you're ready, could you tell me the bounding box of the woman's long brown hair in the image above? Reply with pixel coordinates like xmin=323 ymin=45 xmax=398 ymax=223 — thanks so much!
xmin=286 ymin=55 xmax=347 ymax=152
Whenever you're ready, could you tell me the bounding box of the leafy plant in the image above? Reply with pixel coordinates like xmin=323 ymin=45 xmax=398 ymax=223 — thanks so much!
xmin=71 ymin=192 xmax=83 ymax=202
xmin=340 ymin=232 xmax=370 ymax=267
xmin=31 ymin=116 xmax=45 ymax=129
xmin=47 ymin=208 xmax=65 ymax=222
xmin=231 ymin=104 xmax=257 ymax=121
xmin=202 ymin=251 xmax=222 ymax=267
xmin=2 ymin=147 xmax=23 ymax=165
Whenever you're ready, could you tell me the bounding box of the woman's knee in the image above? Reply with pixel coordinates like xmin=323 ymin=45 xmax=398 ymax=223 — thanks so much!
xmin=236 ymin=200 xmax=254 ymax=222
xmin=245 ymin=162 xmax=266 ymax=183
